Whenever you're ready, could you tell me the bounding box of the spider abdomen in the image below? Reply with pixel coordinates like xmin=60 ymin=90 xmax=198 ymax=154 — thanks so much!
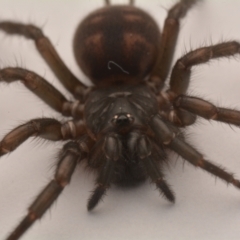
xmin=73 ymin=5 xmax=161 ymax=85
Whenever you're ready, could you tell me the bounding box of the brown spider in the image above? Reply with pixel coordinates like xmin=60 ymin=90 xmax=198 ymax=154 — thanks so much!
xmin=1 ymin=0 xmax=240 ymax=240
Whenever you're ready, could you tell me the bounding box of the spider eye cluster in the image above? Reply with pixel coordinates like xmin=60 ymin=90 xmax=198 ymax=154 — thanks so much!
xmin=111 ymin=113 xmax=134 ymax=128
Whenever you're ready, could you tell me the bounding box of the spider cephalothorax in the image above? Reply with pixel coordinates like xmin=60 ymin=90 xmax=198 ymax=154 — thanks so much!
xmin=1 ymin=0 xmax=240 ymax=239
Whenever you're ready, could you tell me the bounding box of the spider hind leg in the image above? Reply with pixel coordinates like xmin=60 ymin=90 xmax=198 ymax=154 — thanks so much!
xmin=169 ymin=137 xmax=240 ymax=189
xmin=4 ymin=141 xmax=83 ymax=240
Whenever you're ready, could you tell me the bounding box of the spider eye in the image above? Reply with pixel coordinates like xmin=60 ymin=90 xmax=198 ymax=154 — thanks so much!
xmin=111 ymin=113 xmax=134 ymax=128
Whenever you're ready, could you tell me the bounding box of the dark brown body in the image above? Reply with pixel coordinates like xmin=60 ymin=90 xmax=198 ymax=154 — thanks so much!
xmin=73 ymin=6 xmax=163 ymax=185
xmin=74 ymin=6 xmax=161 ymax=85
xmin=85 ymin=83 xmax=164 ymax=186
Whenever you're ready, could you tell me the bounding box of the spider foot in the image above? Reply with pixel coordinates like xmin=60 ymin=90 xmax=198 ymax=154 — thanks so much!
xmin=87 ymin=185 xmax=107 ymax=211
xmin=155 ymin=178 xmax=175 ymax=203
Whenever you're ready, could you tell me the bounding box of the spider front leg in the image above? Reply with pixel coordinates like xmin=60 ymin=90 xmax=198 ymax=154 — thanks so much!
xmin=149 ymin=0 xmax=200 ymax=89
xmin=4 ymin=140 xmax=89 ymax=240
xmin=0 ymin=118 xmax=86 ymax=157
xmin=0 ymin=22 xmax=87 ymax=99
xmin=0 ymin=67 xmax=84 ymax=118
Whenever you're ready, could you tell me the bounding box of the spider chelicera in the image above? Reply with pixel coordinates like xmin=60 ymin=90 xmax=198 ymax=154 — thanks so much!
xmin=1 ymin=0 xmax=240 ymax=240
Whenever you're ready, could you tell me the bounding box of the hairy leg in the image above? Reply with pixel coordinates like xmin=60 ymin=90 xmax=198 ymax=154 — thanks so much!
xmin=149 ymin=114 xmax=240 ymax=191
xmin=174 ymin=95 xmax=240 ymax=127
xmin=149 ymin=0 xmax=200 ymax=90
xmin=4 ymin=140 xmax=88 ymax=240
xmin=0 ymin=22 xmax=87 ymax=99
xmin=88 ymin=134 xmax=121 ymax=211
xmin=169 ymin=41 xmax=240 ymax=96
xmin=169 ymin=137 xmax=240 ymax=189
xmin=0 ymin=118 xmax=86 ymax=157
xmin=0 ymin=67 xmax=84 ymax=118
xmin=137 ymin=135 xmax=175 ymax=202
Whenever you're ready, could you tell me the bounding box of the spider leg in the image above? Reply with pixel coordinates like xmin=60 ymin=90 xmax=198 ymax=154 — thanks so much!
xmin=169 ymin=41 xmax=240 ymax=96
xmin=4 ymin=140 xmax=87 ymax=240
xmin=130 ymin=0 xmax=134 ymax=5
xmin=0 ymin=22 xmax=87 ymax=99
xmin=174 ymin=95 xmax=240 ymax=127
xmin=169 ymin=108 xmax=197 ymax=127
xmin=169 ymin=137 xmax=240 ymax=189
xmin=136 ymin=135 xmax=175 ymax=202
xmin=150 ymin=114 xmax=240 ymax=191
xmin=0 ymin=67 xmax=84 ymax=118
xmin=149 ymin=0 xmax=200 ymax=89
xmin=105 ymin=0 xmax=110 ymax=5
xmin=88 ymin=134 xmax=121 ymax=211
xmin=0 ymin=118 xmax=86 ymax=157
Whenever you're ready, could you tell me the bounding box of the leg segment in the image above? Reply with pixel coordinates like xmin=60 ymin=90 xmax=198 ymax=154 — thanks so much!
xmin=0 ymin=67 xmax=83 ymax=117
xmin=149 ymin=115 xmax=240 ymax=190
xmin=168 ymin=137 xmax=240 ymax=189
xmin=175 ymin=95 xmax=240 ymax=127
xmin=87 ymin=159 xmax=115 ymax=210
xmin=149 ymin=0 xmax=200 ymax=89
xmin=168 ymin=108 xmax=197 ymax=127
xmin=169 ymin=41 xmax=240 ymax=95
xmin=4 ymin=141 xmax=83 ymax=240
xmin=88 ymin=134 xmax=121 ymax=211
xmin=130 ymin=0 xmax=134 ymax=5
xmin=0 ymin=118 xmax=86 ymax=157
xmin=105 ymin=0 xmax=110 ymax=5
xmin=0 ymin=22 xmax=87 ymax=99
xmin=137 ymin=136 xmax=175 ymax=202
xmin=0 ymin=67 xmax=65 ymax=113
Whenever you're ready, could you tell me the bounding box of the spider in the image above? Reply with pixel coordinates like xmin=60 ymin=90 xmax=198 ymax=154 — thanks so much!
xmin=1 ymin=0 xmax=240 ymax=239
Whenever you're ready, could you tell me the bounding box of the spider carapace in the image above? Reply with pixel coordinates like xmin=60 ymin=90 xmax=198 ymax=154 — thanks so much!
xmin=1 ymin=0 xmax=240 ymax=239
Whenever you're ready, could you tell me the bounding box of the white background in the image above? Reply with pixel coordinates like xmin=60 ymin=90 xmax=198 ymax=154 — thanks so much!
xmin=1 ymin=0 xmax=240 ymax=239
